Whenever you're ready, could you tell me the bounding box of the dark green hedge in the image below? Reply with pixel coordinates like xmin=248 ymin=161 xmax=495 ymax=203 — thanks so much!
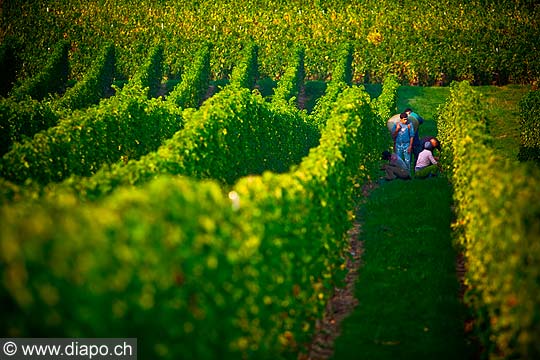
xmin=0 ymin=80 xmax=391 ymax=359
xmin=166 ymin=44 xmax=211 ymax=109
xmin=0 ymin=97 xmax=59 ymax=156
xmin=10 ymin=40 xmax=70 ymax=101
xmin=47 ymin=84 xmax=318 ymax=201
xmin=126 ymin=44 xmax=165 ymax=99
xmin=311 ymin=43 xmax=355 ymax=130
xmin=271 ymin=46 xmax=304 ymax=108
xmin=438 ymin=81 xmax=540 ymax=359
xmin=517 ymin=89 xmax=540 ymax=164
xmin=55 ymin=43 xmax=115 ymax=111
xmin=229 ymin=42 xmax=259 ymax=90
xmin=0 ymin=86 xmax=182 ymax=184
xmin=0 ymin=39 xmax=20 ymax=97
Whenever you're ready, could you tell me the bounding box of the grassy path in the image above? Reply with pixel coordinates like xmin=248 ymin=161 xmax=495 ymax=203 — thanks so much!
xmin=301 ymin=83 xmax=526 ymax=359
xmin=330 ymin=177 xmax=476 ymax=360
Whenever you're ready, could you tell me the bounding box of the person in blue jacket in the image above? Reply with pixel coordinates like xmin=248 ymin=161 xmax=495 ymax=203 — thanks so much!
xmin=404 ymin=108 xmax=425 ymax=169
xmin=392 ymin=112 xmax=415 ymax=172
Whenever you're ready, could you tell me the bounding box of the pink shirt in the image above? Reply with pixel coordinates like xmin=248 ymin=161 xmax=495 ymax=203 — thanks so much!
xmin=415 ymin=149 xmax=437 ymax=170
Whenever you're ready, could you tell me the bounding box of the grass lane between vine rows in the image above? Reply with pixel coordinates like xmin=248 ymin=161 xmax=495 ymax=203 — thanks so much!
xmin=331 ymin=177 xmax=477 ymax=360
xmin=300 ymin=82 xmax=527 ymax=359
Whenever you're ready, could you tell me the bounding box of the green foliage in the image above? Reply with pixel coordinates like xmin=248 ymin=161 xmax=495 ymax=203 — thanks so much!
xmin=370 ymin=73 xmax=400 ymax=125
xmin=517 ymin=89 xmax=540 ymax=163
xmin=0 ymin=82 xmax=388 ymax=359
xmin=271 ymin=46 xmax=304 ymax=108
xmin=166 ymin=44 xmax=211 ymax=109
xmin=3 ymin=1 xmax=538 ymax=85
xmin=0 ymin=97 xmax=59 ymax=156
xmin=301 ymin=80 xmax=327 ymax=113
xmin=310 ymin=81 xmax=348 ymax=130
xmin=10 ymin=40 xmax=70 ymax=101
xmin=0 ymin=176 xmax=250 ymax=359
xmin=47 ymin=85 xmax=318 ymax=201
xmin=367 ymin=73 xmax=400 ymax=162
xmin=229 ymin=87 xmax=383 ymax=355
xmin=363 ymin=74 xmax=401 ymax=176
xmin=473 ymin=85 xmax=530 ymax=161
xmin=438 ymin=80 xmax=540 ymax=359
xmin=168 ymin=85 xmax=317 ymax=183
xmin=127 ymin=44 xmax=165 ymax=99
xmin=310 ymin=44 xmax=355 ymax=130
xmin=55 ymin=43 xmax=115 ymax=111
xmin=0 ymin=85 xmax=183 ymax=185
xmin=332 ymin=43 xmax=353 ymax=86
xmin=0 ymin=39 xmax=20 ymax=97
xmin=229 ymin=42 xmax=259 ymax=90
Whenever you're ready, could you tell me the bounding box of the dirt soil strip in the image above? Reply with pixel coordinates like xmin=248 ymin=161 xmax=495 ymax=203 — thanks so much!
xmin=298 ymin=185 xmax=374 ymax=360
xmin=298 ymin=174 xmax=382 ymax=360
xmin=298 ymin=184 xmax=377 ymax=360
xmin=300 ymin=220 xmax=363 ymax=360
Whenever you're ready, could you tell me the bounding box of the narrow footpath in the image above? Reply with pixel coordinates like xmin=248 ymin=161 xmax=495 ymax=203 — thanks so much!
xmin=309 ymin=177 xmax=477 ymax=360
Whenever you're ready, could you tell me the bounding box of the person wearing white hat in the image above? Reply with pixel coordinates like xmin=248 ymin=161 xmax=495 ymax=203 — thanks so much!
xmin=414 ymin=141 xmax=441 ymax=178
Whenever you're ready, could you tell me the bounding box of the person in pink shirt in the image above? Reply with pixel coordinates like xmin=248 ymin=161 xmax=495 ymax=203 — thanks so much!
xmin=414 ymin=141 xmax=441 ymax=178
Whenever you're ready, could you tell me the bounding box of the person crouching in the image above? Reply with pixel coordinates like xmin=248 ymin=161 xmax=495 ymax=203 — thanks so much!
xmin=381 ymin=150 xmax=411 ymax=181
xmin=414 ymin=141 xmax=442 ymax=178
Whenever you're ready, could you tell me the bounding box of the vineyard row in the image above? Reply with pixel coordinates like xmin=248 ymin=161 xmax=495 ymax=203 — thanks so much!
xmin=0 ymin=54 xmax=399 ymax=358
xmin=438 ymin=81 xmax=540 ymax=359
